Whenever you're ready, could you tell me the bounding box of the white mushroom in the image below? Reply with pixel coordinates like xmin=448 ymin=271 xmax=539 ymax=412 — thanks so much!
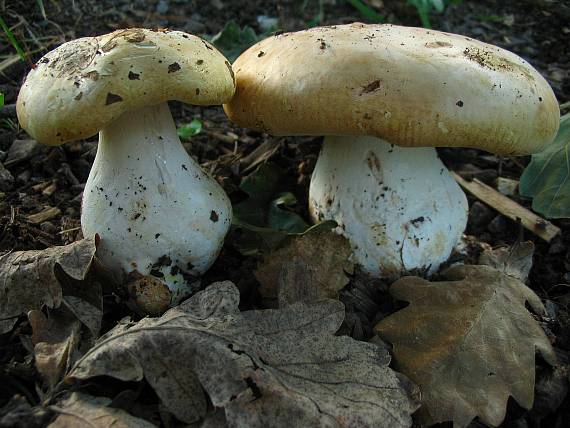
xmin=17 ymin=29 xmax=236 ymax=304
xmin=224 ymin=23 xmax=559 ymax=278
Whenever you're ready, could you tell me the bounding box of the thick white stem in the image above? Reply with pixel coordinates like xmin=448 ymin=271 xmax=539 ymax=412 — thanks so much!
xmin=82 ymin=103 xmax=231 ymax=301
xmin=309 ymin=135 xmax=468 ymax=278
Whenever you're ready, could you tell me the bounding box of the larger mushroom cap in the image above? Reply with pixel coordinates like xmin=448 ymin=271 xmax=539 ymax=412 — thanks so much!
xmin=18 ymin=28 xmax=235 ymax=146
xmin=224 ymin=23 xmax=559 ymax=155
xmin=223 ymin=23 xmax=560 ymax=278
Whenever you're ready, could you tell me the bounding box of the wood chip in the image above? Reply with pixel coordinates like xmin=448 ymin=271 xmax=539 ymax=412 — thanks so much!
xmin=42 ymin=182 xmax=58 ymax=196
xmin=26 ymin=207 xmax=62 ymax=225
xmin=32 ymin=181 xmax=52 ymax=192
xmin=452 ymin=172 xmax=560 ymax=242
xmin=240 ymin=140 xmax=280 ymax=173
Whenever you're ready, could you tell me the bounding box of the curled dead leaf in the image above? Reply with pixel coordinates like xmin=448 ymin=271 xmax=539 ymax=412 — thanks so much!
xmin=255 ymin=227 xmax=353 ymax=306
xmin=0 ymin=237 xmax=97 ymax=334
xmin=69 ymin=281 xmax=419 ymax=427
xmin=49 ymin=392 xmax=155 ymax=427
xmin=375 ymin=264 xmax=556 ymax=428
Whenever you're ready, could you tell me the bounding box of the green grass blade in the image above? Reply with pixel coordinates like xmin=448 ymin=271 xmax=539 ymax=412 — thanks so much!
xmin=0 ymin=16 xmax=26 ymax=62
xmin=345 ymin=0 xmax=384 ymax=21
xmin=36 ymin=0 xmax=47 ymax=20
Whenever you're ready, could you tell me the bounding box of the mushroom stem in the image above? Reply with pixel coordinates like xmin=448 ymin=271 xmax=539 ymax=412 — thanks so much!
xmin=309 ymin=135 xmax=468 ymax=278
xmin=82 ymin=102 xmax=231 ymax=302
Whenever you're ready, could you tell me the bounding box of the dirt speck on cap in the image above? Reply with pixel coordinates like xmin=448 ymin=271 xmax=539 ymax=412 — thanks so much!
xmin=360 ymin=79 xmax=382 ymax=95
xmin=105 ymin=92 xmax=124 ymax=105
xmin=168 ymin=62 xmax=181 ymax=73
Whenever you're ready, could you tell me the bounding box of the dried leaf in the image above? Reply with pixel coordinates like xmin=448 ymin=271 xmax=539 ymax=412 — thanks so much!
xmin=0 ymin=237 xmax=97 ymax=334
xmin=375 ymin=264 xmax=556 ymax=428
xmin=70 ymin=281 xmax=419 ymax=427
xmin=28 ymin=308 xmax=82 ymax=389
xmin=49 ymin=392 xmax=155 ymax=428
xmin=479 ymin=241 xmax=535 ymax=282
xmin=255 ymin=227 xmax=354 ymax=306
xmin=0 ymin=395 xmax=52 ymax=427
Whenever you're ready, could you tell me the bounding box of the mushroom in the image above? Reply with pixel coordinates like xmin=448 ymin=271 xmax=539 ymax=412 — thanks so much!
xmin=224 ymin=23 xmax=559 ymax=278
xmin=17 ymin=29 xmax=236 ymax=304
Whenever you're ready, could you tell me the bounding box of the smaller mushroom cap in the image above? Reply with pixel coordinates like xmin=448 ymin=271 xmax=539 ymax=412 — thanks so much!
xmin=17 ymin=29 xmax=236 ymax=146
xmin=224 ymin=23 xmax=559 ymax=156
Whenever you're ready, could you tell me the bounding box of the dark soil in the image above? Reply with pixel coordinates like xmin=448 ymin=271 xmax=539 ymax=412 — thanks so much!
xmin=1 ymin=0 xmax=569 ymax=427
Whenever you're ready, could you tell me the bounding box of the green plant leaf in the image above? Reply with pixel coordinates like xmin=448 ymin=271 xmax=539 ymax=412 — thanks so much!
xmin=0 ymin=16 xmax=26 ymax=62
xmin=407 ymin=0 xmax=457 ymax=28
xmin=177 ymin=119 xmax=202 ymax=140
xmin=231 ymin=163 xmax=315 ymax=256
xmin=0 ymin=93 xmax=4 ymax=108
xmin=206 ymin=21 xmax=262 ymax=62
xmin=345 ymin=0 xmax=384 ymax=22
xmin=431 ymin=0 xmax=445 ymax=12
xmin=519 ymin=112 xmax=570 ymax=219
xmin=234 ymin=163 xmax=308 ymax=232
xmin=268 ymin=192 xmax=309 ymax=233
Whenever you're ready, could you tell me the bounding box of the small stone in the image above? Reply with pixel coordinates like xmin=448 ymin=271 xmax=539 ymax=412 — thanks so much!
xmin=16 ymin=170 xmax=31 ymax=184
xmin=40 ymin=221 xmax=58 ymax=234
xmin=487 ymin=215 xmax=509 ymax=234
xmin=5 ymin=139 xmax=42 ymax=166
xmin=468 ymin=201 xmax=494 ymax=228
xmin=0 ymin=161 xmax=14 ymax=191
xmin=496 ymin=176 xmax=519 ymax=196
xmin=211 ymin=0 xmax=224 ymax=10
xmin=257 ymin=15 xmax=279 ymax=32
xmin=155 ymin=0 xmax=169 ymax=14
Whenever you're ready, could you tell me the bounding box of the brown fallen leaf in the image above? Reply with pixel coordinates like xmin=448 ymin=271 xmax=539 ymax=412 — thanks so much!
xmin=0 ymin=237 xmax=98 ymax=334
xmin=49 ymin=392 xmax=155 ymax=427
xmin=28 ymin=308 xmax=82 ymax=389
xmin=479 ymin=240 xmax=535 ymax=282
xmin=375 ymin=264 xmax=556 ymax=428
xmin=255 ymin=227 xmax=354 ymax=306
xmin=69 ymin=281 xmax=419 ymax=427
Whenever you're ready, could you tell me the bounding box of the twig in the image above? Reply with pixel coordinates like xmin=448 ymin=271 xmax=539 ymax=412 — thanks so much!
xmin=452 ymin=172 xmax=560 ymax=242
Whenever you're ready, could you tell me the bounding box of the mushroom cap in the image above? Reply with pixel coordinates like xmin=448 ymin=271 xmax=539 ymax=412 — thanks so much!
xmin=17 ymin=28 xmax=236 ymax=146
xmin=224 ymin=23 xmax=559 ymax=156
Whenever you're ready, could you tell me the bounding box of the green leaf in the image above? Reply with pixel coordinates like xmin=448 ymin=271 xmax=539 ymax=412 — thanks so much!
xmin=268 ymin=192 xmax=309 ymax=234
xmin=177 ymin=119 xmax=202 ymax=140
xmin=36 ymin=0 xmax=47 ymax=19
xmin=0 ymin=16 xmax=26 ymax=62
xmin=206 ymin=21 xmax=262 ymax=62
xmin=519 ymin=112 xmax=570 ymax=219
xmin=231 ymin=163 xmax=315 ymax=256
xmin=0 ymin=93 xmax=4 ymax=108
xmin=345 ymin=0 xmax=384 ymax=22
xmin=431 ymin=0 xmax=445 ymax=12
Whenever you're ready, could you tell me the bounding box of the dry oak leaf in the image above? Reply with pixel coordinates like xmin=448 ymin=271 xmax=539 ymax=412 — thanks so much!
xmin=0 ymin=237 xmax=97 ymax=334
xmin=28 ymin=308 xmax=82 ymax=389
xmin=69 ymin=281 xmax=419 ymax=427
xmin=375 ymin=264 xmax=556 ymax=428
xmin=255 ymin=227 xmax=354 ymax=306
xmin=49 ymin=392 xmax=155 ymax=428
xmin=478 ymin=241 xmax=535 ymax=282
